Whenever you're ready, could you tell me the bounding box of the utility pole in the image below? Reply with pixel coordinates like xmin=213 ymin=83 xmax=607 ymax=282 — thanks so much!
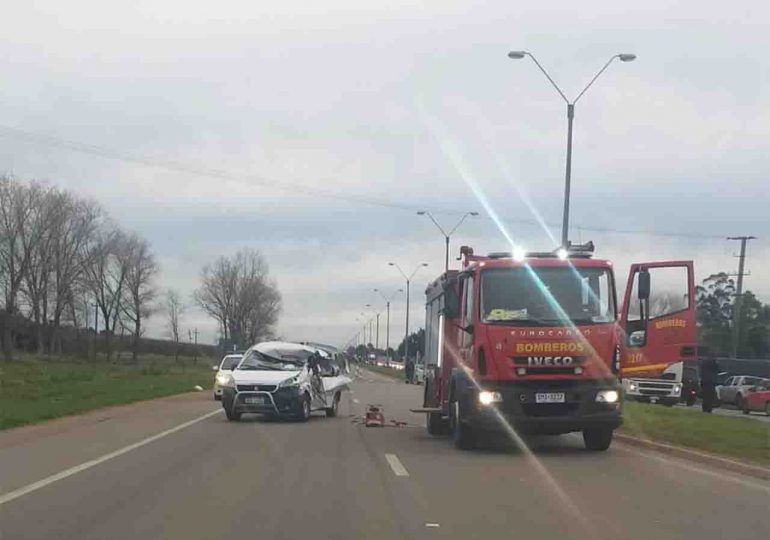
xmin=193 ymin=328 xmax=199 ymax=345
xmin=375 ymin=313 xmax=380 ymax=350
xmin=727 ymin=236 xmax=756 ymax=358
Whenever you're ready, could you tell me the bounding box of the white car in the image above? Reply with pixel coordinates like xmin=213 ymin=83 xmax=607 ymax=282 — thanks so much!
xmin=717 ymin=375 xmax=769 ymax=408
xmin=219 ymin=341 xmax=351 ymax=422
xmin=212 ymin=353 xmax=243 ymax=400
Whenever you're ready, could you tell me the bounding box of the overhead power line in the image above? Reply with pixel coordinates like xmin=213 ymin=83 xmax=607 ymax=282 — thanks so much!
xmin=0 ymin=124 xmax=724 ymax=241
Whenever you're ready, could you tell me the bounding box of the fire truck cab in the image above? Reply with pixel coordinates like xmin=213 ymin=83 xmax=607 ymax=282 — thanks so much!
xmin=420 ymin=245 xmax=696 ymax=451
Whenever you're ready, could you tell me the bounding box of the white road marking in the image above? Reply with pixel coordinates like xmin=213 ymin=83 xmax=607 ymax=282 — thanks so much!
xmin=384 ymin=453 xmax=409 ymax=477
xmin=353 ymin=398 xmax=360 ymax=404
xmin=0 ymin=409 xmax=222 ymax=506
xmin=425 ymin=523 xmax=440 ymax=528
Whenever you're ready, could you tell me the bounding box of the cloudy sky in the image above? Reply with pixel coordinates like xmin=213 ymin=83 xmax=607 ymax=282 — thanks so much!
xmin=1 ymin=1 xmax=767 ymax=348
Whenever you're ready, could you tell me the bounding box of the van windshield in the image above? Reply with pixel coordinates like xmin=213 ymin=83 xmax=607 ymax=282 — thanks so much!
xmin=480 ymin=266 xmax=615 ymax=326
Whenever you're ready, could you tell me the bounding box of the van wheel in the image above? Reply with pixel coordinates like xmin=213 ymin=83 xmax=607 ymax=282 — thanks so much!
xmin=583 ymin=428 xmax=613 ymax=451
xmin=450 ymin=400 xmax=475 ymax=450
xmin=296 ymin=394 xmax=311 ymax=422
xmin=225 ymin=406 xmax=241 ymax=422
xmin=325 ymin=393 xmax=340 ymax=417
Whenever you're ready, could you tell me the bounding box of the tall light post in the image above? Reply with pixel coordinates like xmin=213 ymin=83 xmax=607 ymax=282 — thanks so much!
xmin=374 ymin=287 xmax=403 ymax=361
xmin=507 ymin=51 xmax=636 ymax=248
xmin=389 ymin=262 xmax=428 ymax=367
xmin=417 ymin=211 xmax=479 ymax=271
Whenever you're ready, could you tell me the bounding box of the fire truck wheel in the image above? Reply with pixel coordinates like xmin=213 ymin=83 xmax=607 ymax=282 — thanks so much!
xmin=765 ymin=402 xmax=770 ymax=416
xmin=325 ymin=392 xmax=340 ymax=417
xmin=450 ymin=400 xmax=475 ymax=450
xmin=583 ymin=428 xmax=613 ymax=451
xmin=427 ymin=412 xmax=447 ymax=436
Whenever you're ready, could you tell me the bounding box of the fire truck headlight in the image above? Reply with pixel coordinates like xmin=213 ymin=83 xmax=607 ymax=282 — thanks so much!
xmin=596 ymin=390 xmax=619 ymax=403
xmin=673 ymin=383 xmax=682 ymax=395
xmin=574 ymin=366 xmax=584 ymax=375
xmin=478 ymin=391 xmax=503 ymax=406
xmin=557 ymin=248 xmax=568 ymax=260
xmin=516 ymin=367 xmax=526 ymax=376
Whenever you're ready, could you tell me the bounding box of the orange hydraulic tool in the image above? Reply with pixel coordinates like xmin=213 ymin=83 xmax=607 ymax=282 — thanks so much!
xmin=364 ymin=404 xmax=385 ymax=427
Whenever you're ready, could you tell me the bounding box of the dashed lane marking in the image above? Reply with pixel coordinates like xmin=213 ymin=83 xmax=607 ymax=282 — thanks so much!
xmin=384 ymin=453 xmax=409 ymax=477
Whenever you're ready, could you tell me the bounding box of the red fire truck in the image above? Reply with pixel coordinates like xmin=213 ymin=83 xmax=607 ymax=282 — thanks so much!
xmin=418 ymin=244 xmax=696 ymax=451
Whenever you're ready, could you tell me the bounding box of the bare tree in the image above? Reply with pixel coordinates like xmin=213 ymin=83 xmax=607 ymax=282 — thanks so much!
xmin=164 ymin=288 xmax=185 ymax=360
xmin=48 ymin=194 xmax=101 ymax=354
xmin=120 ymin=233 xmax=159 ymax=362
xmin=0 ymin=176 xmax=37 ymax=360
xmin=195 ymin=248 xmax=281 ymax=348
xmin=82 ymin=225 xmax=130 ymax=360
xmin=20 ymin=183 xmax=59 ymax=354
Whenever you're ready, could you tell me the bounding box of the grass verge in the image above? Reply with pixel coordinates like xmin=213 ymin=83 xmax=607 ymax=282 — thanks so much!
xmin=0 ymin=357 xmax=214 ymax=430
xmin=621 ymin=402 xmax=769 ymax=466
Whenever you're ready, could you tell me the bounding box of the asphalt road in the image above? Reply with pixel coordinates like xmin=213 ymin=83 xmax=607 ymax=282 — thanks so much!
xmin=1 ymin=370 xmax=768 ymax=540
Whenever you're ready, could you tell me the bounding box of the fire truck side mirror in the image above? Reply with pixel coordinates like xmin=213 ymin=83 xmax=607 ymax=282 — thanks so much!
xmin=637 ymin=269 xmax=650 ymax=301
xmin=443 ymin=283 xmax=461 ymax=319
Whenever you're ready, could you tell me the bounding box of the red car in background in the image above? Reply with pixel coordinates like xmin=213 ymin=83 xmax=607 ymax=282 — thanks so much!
xmin=742 ymin=381 xmax=770 ymax=416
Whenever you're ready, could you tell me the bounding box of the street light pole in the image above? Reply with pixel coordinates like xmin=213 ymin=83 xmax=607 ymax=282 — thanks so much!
xmin=374 ymin=287 xmax=403 ymax=362
xmin=507 ymin=51 xmax=636 ymax=248
xmin=417 ymin=211 xmax=479 ymax=271
xmin=389 ymin=262 xmax=428 ymax=368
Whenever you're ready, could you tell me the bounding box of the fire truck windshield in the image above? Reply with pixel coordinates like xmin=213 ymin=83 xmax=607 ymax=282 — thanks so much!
xmin=480 ymin=266 xmax=615 ymax=326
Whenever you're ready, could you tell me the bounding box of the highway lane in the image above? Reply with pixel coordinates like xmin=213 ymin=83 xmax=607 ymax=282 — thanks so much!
xmin=1 ymin=370 xmax=767 ymax=540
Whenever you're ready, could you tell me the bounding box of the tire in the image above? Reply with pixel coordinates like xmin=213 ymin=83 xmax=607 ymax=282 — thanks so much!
xmin=225 ymin=406 xmax=241 ymax=421
xmin=735 ymin=394 xmax=744 ymax=410
xmin=742 ymin=407 xmax=750 ymax=415
xmin=325 ymin=393 xmax=340 ymax=417
xmin=450 ymin=399 xmax=475 ymax=450
xmin=685 ymin=396 xmax=696 ymax=406
xmin=583 ymin=428 xmax=613 ymax=451
xmin=427 ymin=411 xmax=447 ymax=436
xmin=765 ymin=402 xmax=770 ymax=417
xmin=296 ymin=393 xmax=311 ymax=422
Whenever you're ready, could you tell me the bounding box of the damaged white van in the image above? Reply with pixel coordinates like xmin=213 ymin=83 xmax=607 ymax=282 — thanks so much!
xmin=219 ymin=341 xmax=351 ymax=422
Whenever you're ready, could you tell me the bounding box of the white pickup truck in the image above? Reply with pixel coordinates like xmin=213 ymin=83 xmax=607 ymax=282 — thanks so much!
xmin=219 ymin=341 xmax=351 ymax=421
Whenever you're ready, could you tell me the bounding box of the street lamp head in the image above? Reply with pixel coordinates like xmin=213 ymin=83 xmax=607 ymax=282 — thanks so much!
xmin=388 ymin=262 xmax=395 ymax=266
xmin=469 ymin=211 xmax=479 ymax=216
xmin=507 ymin=50 xmax=527 ymax=59
xmin=416 ymin=211 xmax=426 ymax=215
xmin=618 ymin=53 xmax=637 ymax=62
xmin=421 ymin=263 xmax=429 ymax=267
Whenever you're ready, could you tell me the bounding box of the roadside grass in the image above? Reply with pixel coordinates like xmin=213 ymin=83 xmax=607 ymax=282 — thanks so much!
xmin=0 ymin=356 xmax=214 ymax=430
xmin=621 ymin=402 xmax=770 ymax=466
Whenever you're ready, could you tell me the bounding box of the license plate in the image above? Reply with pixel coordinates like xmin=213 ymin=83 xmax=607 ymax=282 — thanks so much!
xmin=535 ymin=392 xmax=565 ymax=403
xmin=244 ymin=396 xmax=265 ymax=405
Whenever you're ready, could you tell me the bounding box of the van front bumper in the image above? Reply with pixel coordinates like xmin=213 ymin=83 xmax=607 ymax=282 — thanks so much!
xmin=222 ymin=386 xmax=303 ymax=416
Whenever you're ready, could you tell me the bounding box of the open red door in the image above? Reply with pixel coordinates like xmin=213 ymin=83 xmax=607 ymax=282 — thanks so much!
xmin=619 ymin=261 xmax=697 ymax=379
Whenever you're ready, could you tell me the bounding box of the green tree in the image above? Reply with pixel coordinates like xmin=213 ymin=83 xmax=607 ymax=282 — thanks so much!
xmin=397 ymin=328 xmax=425 ymax=361
xmin=695 ymin=273 xmax=735 ymax=355
xmin=696 ymin=272 xmax=769 ymax=358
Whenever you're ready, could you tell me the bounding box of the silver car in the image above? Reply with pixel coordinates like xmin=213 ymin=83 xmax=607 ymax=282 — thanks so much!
xmin=717 ymin=375 xmax=768 ymax=408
